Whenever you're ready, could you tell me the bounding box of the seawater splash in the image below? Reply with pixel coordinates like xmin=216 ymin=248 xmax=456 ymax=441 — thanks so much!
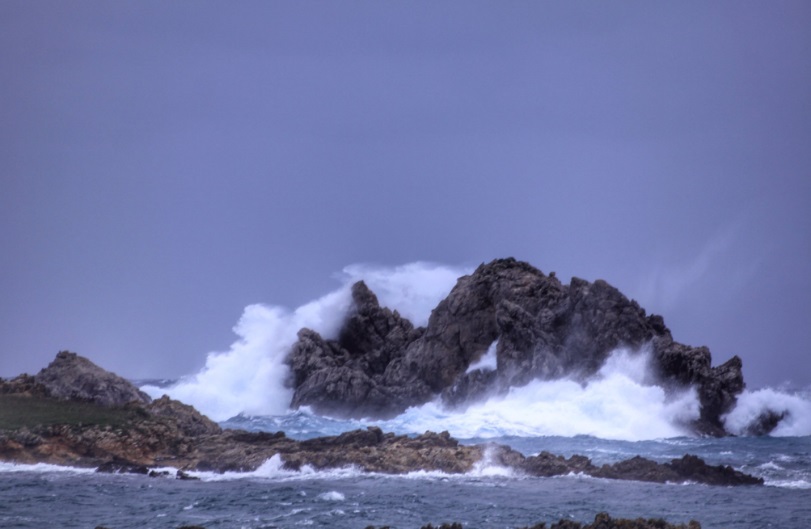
xmin=142 ymin=290 xmax=350 ymax=420
xmin=0 ymin=462 xmax=97 ymax=474
xmin=368 ymin=349 xmax=700 ymax=441
xmin=339 ymin=262 xmax=470 ymax=327
xmin=724 ymin=387 xmax=811 ymax=437
xmin=466 ymin=340 xmax=498 ymax=373
xmin=142 ymin=262 xmax=468 ymax=421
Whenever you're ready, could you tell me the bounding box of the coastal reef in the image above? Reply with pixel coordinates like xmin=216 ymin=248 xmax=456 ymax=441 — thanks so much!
xmin=1 ymin=352 xmax=761 ymax=486
xmin=289 ymin=258 xmax=747 ymax=435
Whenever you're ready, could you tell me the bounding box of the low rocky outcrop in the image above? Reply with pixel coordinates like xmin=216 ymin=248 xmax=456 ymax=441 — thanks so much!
xmin=288 ymin=258 xmax=747 ymax=435
xmin=1 ymin=353 xmax=762 ymax=487
xmin=472 ymin=445 xmax=762 ymax=485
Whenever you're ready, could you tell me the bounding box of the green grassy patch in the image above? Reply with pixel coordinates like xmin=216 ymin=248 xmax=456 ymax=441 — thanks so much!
xmin=0 ymin=394 xmax=146 ymax=431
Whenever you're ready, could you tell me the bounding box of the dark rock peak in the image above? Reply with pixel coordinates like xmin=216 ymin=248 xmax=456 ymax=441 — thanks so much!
xmin=338 ymin=280 xmax=422 ymax=365
xmin=34 ymin=351 xmax=152 ymax=408
xmin=287 ymin=257 xmax=747 ymax=435
xmin=349 ymin=280 xmax=380 ymax=310
xmin=287 ymin=282 xmax=425 ymax=418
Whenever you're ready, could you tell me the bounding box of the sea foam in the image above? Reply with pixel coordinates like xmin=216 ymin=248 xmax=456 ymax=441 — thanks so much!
xmin=367 ymin=348 xmax=700 ymax=441
xmin=0 ymin=462 xmax=97 ymax=474
xmin=142 ymin=262 xmax=467 ymax=421
xmin=723 ymin=387 xmax=811 ymax=437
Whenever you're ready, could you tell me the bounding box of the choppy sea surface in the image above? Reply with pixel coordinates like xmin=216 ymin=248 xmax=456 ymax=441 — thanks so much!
xmin=2 ymin=409 xmax=810 ymax=529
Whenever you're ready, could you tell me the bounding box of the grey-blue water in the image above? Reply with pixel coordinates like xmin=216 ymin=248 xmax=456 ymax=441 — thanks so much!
xmin=2 ymin=424 xmax=809 ymax=529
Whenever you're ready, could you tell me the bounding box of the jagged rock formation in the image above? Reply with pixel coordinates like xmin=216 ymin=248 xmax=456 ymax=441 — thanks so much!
xmin=32 ymin=351 xmax=152 ymax=407
xmin=288 ymin=282 xmax=425 ymax=418
xmin=288 ymin=258 xmax=746 ymax=435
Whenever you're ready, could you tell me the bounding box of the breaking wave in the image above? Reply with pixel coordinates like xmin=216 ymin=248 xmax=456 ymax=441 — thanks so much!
xmin=368 ymin=349 xmax=700 ymax=441
xmin=724 ymin=387 xmax=811 ymax=437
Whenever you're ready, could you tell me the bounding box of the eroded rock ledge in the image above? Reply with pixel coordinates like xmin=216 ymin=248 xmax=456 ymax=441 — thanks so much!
xmin=0 ymin=352 xmax=761 ymax=487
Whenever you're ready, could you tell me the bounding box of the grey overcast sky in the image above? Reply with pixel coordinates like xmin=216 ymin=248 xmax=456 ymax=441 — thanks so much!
xmin=1 ymin=1 xmax=809 ymax=389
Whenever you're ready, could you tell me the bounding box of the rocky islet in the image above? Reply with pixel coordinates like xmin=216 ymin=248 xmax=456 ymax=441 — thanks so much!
xmin=288 ymin=259 xmax=751 ymax=436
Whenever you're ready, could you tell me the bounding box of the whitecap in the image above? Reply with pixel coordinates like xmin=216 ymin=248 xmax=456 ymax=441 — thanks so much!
xmin=369 ymin=348 xmax=700 ymax=441
xmin=317 ymin=491 xmax=345 ymax=501
xmin=0 ymin=462 xmax=96 ymax=474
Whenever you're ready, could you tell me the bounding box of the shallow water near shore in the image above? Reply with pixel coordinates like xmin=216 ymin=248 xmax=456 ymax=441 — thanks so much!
xmin=2 ymin=428 xmax=810 ymax=529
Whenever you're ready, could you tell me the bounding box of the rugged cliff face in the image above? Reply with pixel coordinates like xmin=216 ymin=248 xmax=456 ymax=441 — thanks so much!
xmin=287 ymin=258 xmax=745 ymax=435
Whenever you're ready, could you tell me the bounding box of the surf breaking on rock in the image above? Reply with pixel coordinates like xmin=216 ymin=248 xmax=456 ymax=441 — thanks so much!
xmin=144 ymin=258 xmax=805 ymax=439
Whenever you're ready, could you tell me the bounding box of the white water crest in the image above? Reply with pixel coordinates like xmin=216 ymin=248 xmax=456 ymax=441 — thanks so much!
xmin=466 ymin=340 xmax=498 ymax=373
xmin=723 ymin=386 xmax=811 ymax=437
xmin=142 ymin=262 xmax=467 ymax=421
xmin=368 ymin=349 xmax=701 ymax=441
xmin=0 ymin=462 xmax=97 ymax=474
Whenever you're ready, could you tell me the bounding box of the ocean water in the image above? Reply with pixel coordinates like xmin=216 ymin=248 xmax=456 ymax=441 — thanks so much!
xmin=2 ymin=427 xmax=810 ymax=529
xmin=5 ymin=263 xmax=810 ymax=528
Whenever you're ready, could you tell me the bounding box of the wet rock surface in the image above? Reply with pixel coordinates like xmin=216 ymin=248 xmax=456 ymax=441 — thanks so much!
xmin=289 ymin=258 xmax=747 ymax=435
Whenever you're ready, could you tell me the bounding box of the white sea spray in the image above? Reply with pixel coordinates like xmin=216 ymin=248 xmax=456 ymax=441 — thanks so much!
xmin=723 ymin=387 xmax=811 ymax=437
xmin=141 ymin=262 xmax=467 ymax=421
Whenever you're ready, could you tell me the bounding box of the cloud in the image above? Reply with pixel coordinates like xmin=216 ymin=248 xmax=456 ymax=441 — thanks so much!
xmin=636 ymin=221 xmax=761 ymax=313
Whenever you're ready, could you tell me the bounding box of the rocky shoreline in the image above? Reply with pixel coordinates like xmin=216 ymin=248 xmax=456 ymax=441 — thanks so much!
xmin=1 ymin=351 xmax=762 ymax=487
